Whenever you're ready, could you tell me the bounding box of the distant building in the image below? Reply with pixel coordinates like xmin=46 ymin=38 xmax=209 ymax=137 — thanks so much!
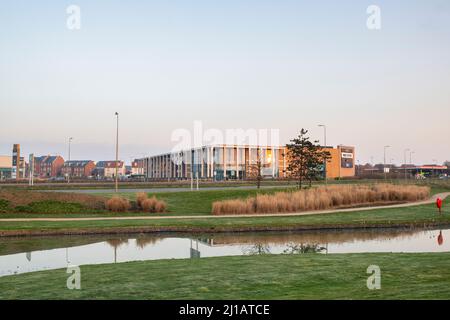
xmin=12 ymin=144 xmax=21 ymax=180
xmin=131 ymin=159 xmax=146 ymax=176
xmin=95 ymin=161 xmax=126 ymax=178
xmin=141 ymin=144 xmax=355 ymax=181
xmin=35 ymin=155 xmax=65 ymax=178
xmin=61 ymin=160 xmax=96 ymax=178
xmin=0 ymin=155 xmax=12 ymax=180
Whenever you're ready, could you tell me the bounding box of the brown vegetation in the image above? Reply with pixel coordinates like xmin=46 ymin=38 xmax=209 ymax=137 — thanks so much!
xmin=105 ymin=196 xmax=131 ymax=212
xmin=135 ymin=193 xmax=167 ymax=213
xmin=0 ymin=189 xmax=105 ymax=210
xmin=136 ymin=192 xmax=148 ymax=208
xmin=212 ymin=184 xmax=430 ymax=215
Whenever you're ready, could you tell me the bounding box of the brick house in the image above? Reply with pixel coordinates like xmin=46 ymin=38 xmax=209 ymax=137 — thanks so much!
xmin=35 ymin=155 xmax=65 ymax=178
xmin=61 ymin=160 xmax=96 ymax=178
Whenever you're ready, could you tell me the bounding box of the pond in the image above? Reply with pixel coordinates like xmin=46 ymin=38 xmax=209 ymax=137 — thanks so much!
xmin=0 ymin=228 xmax=449 ymax=277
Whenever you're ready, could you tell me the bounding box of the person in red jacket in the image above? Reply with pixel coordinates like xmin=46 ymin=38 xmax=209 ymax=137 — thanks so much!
xmin=436 ymin=197 xmax=443 ymax=214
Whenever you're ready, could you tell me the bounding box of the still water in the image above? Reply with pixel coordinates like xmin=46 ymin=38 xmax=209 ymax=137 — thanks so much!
xmin=0 ymin=228 xmax=449 ymax=277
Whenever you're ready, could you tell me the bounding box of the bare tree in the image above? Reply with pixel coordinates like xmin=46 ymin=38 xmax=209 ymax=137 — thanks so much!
xmin=247 ymin=148 xmax=263 ymax=189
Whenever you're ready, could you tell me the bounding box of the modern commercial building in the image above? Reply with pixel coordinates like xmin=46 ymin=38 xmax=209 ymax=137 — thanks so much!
xmin=12 ymin=144 xmax=21 ymax=180
xmin=0 ymin=155 xmax=12 ymax=180
xmin=141 ymin=144 xmax=355 ymax=181
xmin=61 ymin=160 xmax=96 ymax=178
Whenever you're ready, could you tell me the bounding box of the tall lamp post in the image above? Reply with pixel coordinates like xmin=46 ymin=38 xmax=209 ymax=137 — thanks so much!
xmin=383 ymin=145 xmax=391 ymax=180
xmin=115 ymin=112 xmax=119 ymax=193
xmin=68 ymin=137 xmax=73 ymax=183
xmin=409 ymin=151 xmax=415 ymax=178
xmin=403 ymin=148 xmax=410 ymax=181
xmin=318 ymin=124 xmax=327 ymax=183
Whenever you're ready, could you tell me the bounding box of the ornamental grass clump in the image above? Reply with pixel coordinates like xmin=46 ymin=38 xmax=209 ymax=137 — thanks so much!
xmin=134 ymin=192 xmax=167 ymax=213
xmin=105 ymin=196 xmax=131 ymax=212
xmin=211 ymin=184 xmax=430 ymax=215
xmin=136 ymin=192 xmax=148 ymax=208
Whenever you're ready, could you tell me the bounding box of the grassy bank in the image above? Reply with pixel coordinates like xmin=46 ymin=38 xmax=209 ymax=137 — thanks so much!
xmin=0 ymin=199 xmax=448 ymax=236
xmin=1 ymin=182 xmax=448 ymax=218
xmin=0 ymin=187 xmax=293 ymax=218
xmin=1 ymin=253 xmax=450 ymax=299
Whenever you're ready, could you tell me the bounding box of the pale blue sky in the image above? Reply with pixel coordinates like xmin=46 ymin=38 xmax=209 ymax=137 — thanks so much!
xmin=0 ymin=0 xmax=449 ymax=164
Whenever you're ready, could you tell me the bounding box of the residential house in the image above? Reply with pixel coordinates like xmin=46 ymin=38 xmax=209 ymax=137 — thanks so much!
xmin=95 ymin=161 xmax=126 ymax=178
xmin=61 ymin=160 xmax=96 ymax=178
xmin=131 ymin=159 xmax=146 ymax=176
xmin=35 ymin=155 xmax=65 ymax=178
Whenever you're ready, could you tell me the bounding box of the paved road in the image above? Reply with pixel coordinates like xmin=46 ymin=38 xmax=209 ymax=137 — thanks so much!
xmin=44 ymin=185 xmax=294 ymax=194
xmin=1 ymin=193 xmax=448 ymax=222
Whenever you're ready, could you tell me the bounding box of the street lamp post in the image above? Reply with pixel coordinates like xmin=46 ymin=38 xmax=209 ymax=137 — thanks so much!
xmin=404 ymin=148 xmax=410 ymax=181
xmin=68 ymin=137 xmax=73 ymax=183
xmin=409 ymin=151 xmax=415 ymax=165
xmin=383 ymin=145 xmax=391 ymax=180
xmin=115 ymin=112 xmax=119 ymax=193
xmin=318 ymin=124 xmax=327 ymax=183
xmin=409 ymin=151 xmax=415 ymax=177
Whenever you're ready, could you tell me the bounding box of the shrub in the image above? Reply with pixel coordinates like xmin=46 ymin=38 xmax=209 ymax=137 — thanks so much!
xmin=0 ymin=199 xmax=10 ymax=213
xmin=211 ymin=184 xmax=430 ymax=215
xmin=141 ymin=196 xmax=167 ymax=213
xmin=136 ymin=192 xmax=148 ymax=208
xmin=105 ymin=196 xmax=131 ymax=212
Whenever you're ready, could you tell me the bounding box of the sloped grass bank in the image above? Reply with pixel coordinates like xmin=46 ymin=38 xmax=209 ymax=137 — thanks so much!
xmin=1 ymin=253 xmax=449 ymax=299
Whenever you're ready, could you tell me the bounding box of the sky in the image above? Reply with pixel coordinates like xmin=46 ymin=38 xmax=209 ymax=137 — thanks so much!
xmin=0 ymin=0 xmax=449 ymax=165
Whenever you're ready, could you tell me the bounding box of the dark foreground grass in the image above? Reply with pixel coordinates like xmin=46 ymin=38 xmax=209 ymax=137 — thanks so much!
xmin=0 ymin=253 xmax=449 ymax=299
xmin=0 ymin=199 xmax=449 ymax=236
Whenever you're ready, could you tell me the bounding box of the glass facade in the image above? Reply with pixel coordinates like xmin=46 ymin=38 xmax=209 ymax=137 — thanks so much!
xmin=145 ymin=145 xmax=287 ymax=181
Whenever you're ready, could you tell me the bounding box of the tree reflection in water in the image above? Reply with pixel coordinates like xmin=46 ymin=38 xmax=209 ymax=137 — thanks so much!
xmin=282 ymin=242 xmax=326 ymax=254
xmin=243 ymin=243 xmax=271 ymax=255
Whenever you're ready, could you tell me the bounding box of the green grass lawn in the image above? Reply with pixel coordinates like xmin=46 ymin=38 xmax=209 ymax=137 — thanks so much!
xmin=0 ymin=198 xmax=448 ymax=235
xmin=1 ymin=181 xmax=448 ymax=219
xmin=101 ymin=187 xmax=295 ymax=214
xmin=1 ymin=253 xmax=449 ymax=299
xmin=0 ymin=187 xmax=293 ymax=218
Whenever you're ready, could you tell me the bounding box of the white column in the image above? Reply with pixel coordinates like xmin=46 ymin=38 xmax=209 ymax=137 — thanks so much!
xmin=236 ymin=147 xmax=239 ymax=179
xmin=223 ymin=146 xmax=227 ymax=180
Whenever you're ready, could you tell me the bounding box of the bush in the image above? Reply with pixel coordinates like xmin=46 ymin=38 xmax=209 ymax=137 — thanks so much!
xmin=0 ymin=199 xmax=10 ymax=213
xmin=136 ymin=192 xmax=148 ymax=208
xmin=141 ymin=196 xmax=167 ymax=213
xmin=212 ymin=184 xmax=430 ymax=215
xmin=105 ymin=197 xmax=131 ymax=212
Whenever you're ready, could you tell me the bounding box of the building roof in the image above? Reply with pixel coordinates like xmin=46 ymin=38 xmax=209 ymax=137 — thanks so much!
xmin=63 ymin=160 xmax=93 ymax=167
xmin=35 ymin=155 xmax=63 ymax=165
xmin=96 ymin=161 xmax=124 ymax=168
xmin=416 ymin=165 xmax=448 ymax=170
xmin=43 ymin=156 xmax=59 ymax=164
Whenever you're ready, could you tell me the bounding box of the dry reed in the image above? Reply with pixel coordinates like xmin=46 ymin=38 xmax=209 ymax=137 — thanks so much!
xmin=105 ymin=196 xmax=131 ymax=212
xmin=212 ymin=184 xmax=430 ymax=215
xmin=140 ymin=195 xmax=167 ymax=213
